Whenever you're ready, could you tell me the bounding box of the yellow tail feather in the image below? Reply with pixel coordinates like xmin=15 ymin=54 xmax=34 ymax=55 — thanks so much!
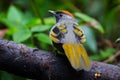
xmin=62 ymin=44 xmax=91 ymax=71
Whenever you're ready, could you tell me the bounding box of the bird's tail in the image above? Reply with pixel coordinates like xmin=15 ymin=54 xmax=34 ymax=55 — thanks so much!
xmin=62 ymin=43 xmax=91 ymax=71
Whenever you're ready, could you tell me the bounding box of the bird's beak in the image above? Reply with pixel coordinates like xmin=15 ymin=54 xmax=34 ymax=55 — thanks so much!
xmin=48 ymin=10 xmax=56 ymax=15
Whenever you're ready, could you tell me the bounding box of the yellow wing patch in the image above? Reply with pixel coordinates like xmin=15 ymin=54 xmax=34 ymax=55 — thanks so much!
xmin=73 ymin=25 xmax=86 ymax=43
xmin=63 ymin=43 xmax=91 ymax=71
xmin=49 ymin=32 xmax=59 ymax=43
xmin=80 ymin=35 xmax=86 ymax=43
xmin=58 ymin=25 xmax=67 ymax=34
xmin=50 ymin=31 xmax=57 ymax=36
xmin=58 ymin=25 xmax=66 ymax=29
xmin=49 ymin=35 xmax=59 ymax=43
xmin=61 ymin=29 xmax=67 ymax=34
xmin=74 ymin=29 xmax=83 ymax=36
xmin=49 ymin=24 xmax=67 ymax=43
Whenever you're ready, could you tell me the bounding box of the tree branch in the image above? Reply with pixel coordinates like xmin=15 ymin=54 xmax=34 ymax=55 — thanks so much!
xmin=0 ymin=39 xmax=120 ymax=80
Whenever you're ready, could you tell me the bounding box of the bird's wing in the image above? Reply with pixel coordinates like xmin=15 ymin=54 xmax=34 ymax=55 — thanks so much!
xmin=62 ymin=24 xmax=91 ymax=71
xmin=63 ymin=43 xmax=91 ymax=71
xmin=49 ymin=24 xmax=67 ymax=43
xmin=73 ymin=24 xmax=86 ymax=43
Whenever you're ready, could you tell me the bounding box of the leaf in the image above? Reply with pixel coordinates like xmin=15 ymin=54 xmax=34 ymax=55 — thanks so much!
xmin=116 ymin=37 xmax=120 ymax=43
xmin=105 ymin=5 xmax=120 ymax=37
xmin=26 ymin=18 xmax=41 ymax=27
xmin=1 ymin=19 xmax=25 ymax=35
xmin=0 ymin=71 xmax=13 ymax=80
xmin=2 ymin=18 xmax=24 ymax=28
xmin=13 ymin=27 xmax=31 ymax=42
xmin=100 ymin=47 xmax=116 ymax=59
xmin=44 ymin=17 xmax=55 ymax=25
xmin=75 ymin=12 xmax=94 ymax=22
xmin=34 ymin=33 xmax=52 ymax=45
xmin=81 ymin=26 xmax=97 ymax=53
xmin=0 ymin=6 xmax=25 ymax=29
xmin=31 ymin=25 xmax=51 ymax=32
xmin=26 ymin=17 xmax=54 ymax=28
xmin=0 ymin=13 xmax=5 ymax=21
xmin=90 ymin=55 xmax=101 ymax=61
xmin=7 ymin=5 xmax=23 ymax=22
xmin=75 ymin=12 xmax=104 ymax=33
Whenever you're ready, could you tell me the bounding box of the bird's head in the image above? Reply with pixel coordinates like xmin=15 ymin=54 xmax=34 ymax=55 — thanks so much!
xmin=49 ymin=10 xmax=75 ymax=22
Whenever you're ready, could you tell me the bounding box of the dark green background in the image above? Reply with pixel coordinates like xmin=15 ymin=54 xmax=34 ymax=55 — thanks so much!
xmin=0 ymin=0 xmax=120 ymax=80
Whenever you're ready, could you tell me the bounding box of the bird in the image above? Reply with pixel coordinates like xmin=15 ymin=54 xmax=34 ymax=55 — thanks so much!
xmin=49 ymin=10 xmax=91 ymax=71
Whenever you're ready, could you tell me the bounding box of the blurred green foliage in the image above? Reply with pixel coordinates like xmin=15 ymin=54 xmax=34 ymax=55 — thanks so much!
xmin=0 ymin=0 xmax=120 ymax=80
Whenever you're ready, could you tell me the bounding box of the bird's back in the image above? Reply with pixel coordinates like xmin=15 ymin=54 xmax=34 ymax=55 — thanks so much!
xmin=51 ymin=19 xmax=79 ymax=44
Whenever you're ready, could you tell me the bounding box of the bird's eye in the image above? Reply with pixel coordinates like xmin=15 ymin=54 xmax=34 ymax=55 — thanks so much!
xmin=59 ymin=14 xmax=63 ymax=17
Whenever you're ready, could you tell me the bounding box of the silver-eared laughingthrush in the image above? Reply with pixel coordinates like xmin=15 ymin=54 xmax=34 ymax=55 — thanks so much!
xmin=49 ymin=10 xmax=91 ymax=71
